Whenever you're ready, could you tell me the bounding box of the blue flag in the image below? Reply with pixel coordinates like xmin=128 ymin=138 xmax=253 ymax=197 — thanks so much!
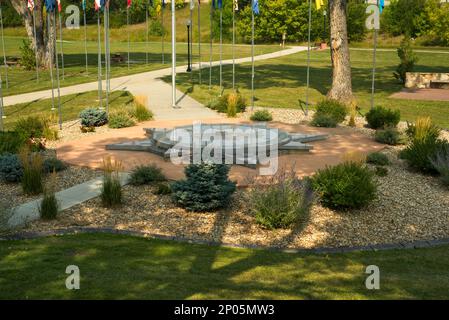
xmin=211 ymin=0 xmax=216 ymax=9
xmin=217 ymin=0 xmax=222 ymax=9
xmin=45 ymin=0 xmax=56 ymax=12
xmin=379 ymin=0 xmax=384 ymax=13
xmin=252 ymin=0 xmax=259 ymax=15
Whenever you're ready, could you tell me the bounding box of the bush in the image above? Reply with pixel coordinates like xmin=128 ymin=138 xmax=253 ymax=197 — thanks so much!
xmin=367 ymin=152 xmax=390 ymax=166
xmin=149 ymin=20 xmax=166 ymax=36
xmin=20 ymin=150 xmax=43 ymax=195
xmin=39 ymin=172 xmax=59 ymax=220
xmin=375 ymin=166 xmax=388 ymax=177
xmin=79 ymin=108 xmax=108 ymax=127
xmin=42 ymin=158 xmax=67 ymax=174
xmin=393 ymin=36 xmax=419 ymax=84
xmin=14 ymin=116 xmax=57 ymax=141
xmin=133 ymin=104 xmax=153 ymax=122
xmin=365 ymin=106 xmax=401 ymax=129
xmin=375 ymin=128 xmax=406 ymax=145
xmin=154 ymin=182 xmax=172 ymax=195
xmin=431 ymin=146 xmax=449 ymax=187
xmin=311 ymin=114 xmax=338 ymax=128
xmin=19 ymin=39 xmax=36 ymax=71
xmin=250 ymin=177 xmax=313 ymax=230
xmin=226 ymin=92 xmax=238 ymax=117
xmin=171 ymin=163 xmax=236 ymax=212
xmin=0 ymin=131 xmax=26 ymax=154
xmin=250 ymin=109 xmax=273 ymax=122
xmin=316 ymin=99 xmax=347 ymax=122
xmin=312 ymin=161 xmax=377 ymax=210
xmin=100 ymin=157 xmax=123 ymax=207
xmin=206 ymin=93 xmax=246 ymax=114
xmin=108 ymin=111 xmax=136 ymax=129
xmin=0 ymin=153 xmax=23 ymax=182
xmin=129 ymin=164 xmax=166 ymax=185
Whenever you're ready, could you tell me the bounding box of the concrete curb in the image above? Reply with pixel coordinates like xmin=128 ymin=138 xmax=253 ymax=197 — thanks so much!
xmin=1 ymin=226 xmax=449 ymax=255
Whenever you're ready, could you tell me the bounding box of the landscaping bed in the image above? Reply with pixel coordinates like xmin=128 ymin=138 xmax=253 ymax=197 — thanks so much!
xmin=21 ymin=147 xmax=449 ymax=249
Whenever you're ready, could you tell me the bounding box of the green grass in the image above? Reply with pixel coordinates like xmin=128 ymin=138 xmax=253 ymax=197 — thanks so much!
xmin=2 ymin=90 xmax=136 ymax=130
xmin=171 ymin=48 xmax=449 ymax=129
xmin=0 ymin=233 xmax=448 ymax=299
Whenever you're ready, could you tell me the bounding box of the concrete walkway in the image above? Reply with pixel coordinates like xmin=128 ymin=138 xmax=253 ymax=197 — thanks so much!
xmin=7 ymin=173 xmax=129 ymax=228
xmin=4 ymin=46 xmax=307 ymax=121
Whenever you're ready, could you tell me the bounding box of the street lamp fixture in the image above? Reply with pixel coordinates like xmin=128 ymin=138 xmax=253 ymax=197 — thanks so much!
xmin=186 ymin=19 xmax=192 ymax=72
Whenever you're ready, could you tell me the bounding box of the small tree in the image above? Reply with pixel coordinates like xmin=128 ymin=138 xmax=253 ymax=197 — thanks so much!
xmin=394 ymin=36 xmax=419 ymax=84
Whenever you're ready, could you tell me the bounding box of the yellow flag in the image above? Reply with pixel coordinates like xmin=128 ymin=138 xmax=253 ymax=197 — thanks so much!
xmin=315 ymin=0 xmax=324 ymax=10
xmin=156 ymin=3 xmax=161 ymax=15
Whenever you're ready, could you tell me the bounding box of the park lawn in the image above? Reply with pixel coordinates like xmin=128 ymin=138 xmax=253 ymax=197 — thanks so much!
xmin=0 ymin=233 xmax=448 ymax=299
xmin=2 ymin=90 xmax=136 ymax=130
xmin=0 ymin=36 xmax=280 ymax=97
xmin=172 ymin=48 xmax=449 ymax=129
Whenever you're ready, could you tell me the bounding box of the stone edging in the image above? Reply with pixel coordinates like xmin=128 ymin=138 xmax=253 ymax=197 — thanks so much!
xmin=2 ymin=227 xmax=449 ymax=254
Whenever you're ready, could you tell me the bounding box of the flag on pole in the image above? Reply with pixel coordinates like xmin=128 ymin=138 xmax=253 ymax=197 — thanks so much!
xmin=315 ymin=0 xmax=324 ymax=10
xmin=27 ymin=0 xmax=35 ymax=11
xmin=45 ymin=0 xmax=56 ymax=12
xmin=190 ymin=0 xmax=195 ymax=9
xmin=234 ymin=0 xmax=238 ymax=11
xmin=217 ymin=0 xmax=222 ymax=9
xmin=94 ymin=0 xmax=102 ymax=11
xmin=56 ymin=0 xmax=62 ymax=12
xmin=252 ymin=0 xmax=259 ymax=14
xmin=81 ymin=0 xmax=86 ymax=10
xmin=379 ymin=0 xmax=385 ymax=13
xmin=127 ymin=0 xmax=132 ymax=8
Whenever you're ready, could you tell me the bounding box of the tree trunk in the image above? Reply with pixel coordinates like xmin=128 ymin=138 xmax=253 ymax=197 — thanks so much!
xmin=9 ymin=0 xmax=53 ymax=68
xmin=327 ymin=0 xmax=353 ymax=104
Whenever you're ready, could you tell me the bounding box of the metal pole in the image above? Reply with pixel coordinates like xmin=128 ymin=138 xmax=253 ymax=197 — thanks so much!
xmin=161 ymin=3 xmax=164 ymax=64
xmin=146 ymin=0 xmax=149 ymax=64
xmin=189 ymin=5 xmax=193 ymax=81
xmin=58 ymin=10 xmax=65 ymax=80
xmin=219 ymin=6 xmax=222 ymax=94
xmin=232 ymin=0 xmax=235 ymax=90
xmin=97 ymin=10 xmax=102 ymax=109
xmin=32 ymin=10 xmax=39 ymax=82
xmin=0 ymin=6 xmax=8 ymax=89
xmin=371 ymin=2 xmax=379 ymax=110
xmin=0 ymin=70 xmax=3 ymax=132
xmin=47 ymin=14 xmax=55 ymax=111
xmin=251 ymin=0 xmax=254 ymax=110
xmin=107 ymin=4 xmax=111 ymax=107
xmin=209 ymin=3 xmax=213 ymax=90
xmin=127 ymin=6 xmax=130 ymax=70
xmin=171 ymin=0 xmax=176 ymax=107
xmin=187 ymin=24 xmax=191 ymax=72
xmin=198 ymin=1 xmax=201 ymax=84
xmin=104 ymin=4 xmax=109 ymax=114
xmin=305 ymin=0 xmax=312 ymax=116
xmin=53 ymin=12 xmax=62 ymax=130
xmin=83 ymin=6 xmax=88 ymax=75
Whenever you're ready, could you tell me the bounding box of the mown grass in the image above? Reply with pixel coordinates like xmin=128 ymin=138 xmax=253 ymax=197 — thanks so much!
xmin=0 ymin=233 xmax=448 ymax=299
xmin=171 ymin=47 xmax=449 ymax=129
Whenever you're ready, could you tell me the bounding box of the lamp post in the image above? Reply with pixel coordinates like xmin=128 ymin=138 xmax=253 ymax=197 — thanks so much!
xmin=323 ymin=10 xmax=327 ymax=43
xmin=186 ymin=19 xmax=192 ymax=72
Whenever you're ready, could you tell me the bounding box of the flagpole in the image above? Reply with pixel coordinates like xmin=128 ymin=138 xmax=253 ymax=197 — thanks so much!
xmin=171 ymin=0 xmax=176 ymax=108
xmin=305 ymin=0 xmax=312 ymax=116
xmin=197 ymin=0 xmax=201 ymax=84
xmin=47 ymin=13 xmax=56 ymax=112
xmin=107 ymin=4 xmax=111 ymax=108
xmin=53 ymin=11 xmax=62 ymax=130
xmin=58 ymin=8 xmax=65 ymax=80
xmin=371 ymin=0 xmax=379 ymax=110
xmin=104 ymin=3 xmax=109 ymax=115
xmin=161 ymin=2 xmax=164 ymax=64
xmin=32 ymin=10 xmax=39 ymax=82
xmin=127 ymin=6 xmax=130 ymax=70
xmin=0 ymin=6 xmax=8 ymax=89
xmin=251 ymin=0 xmax=254 ymax=111
xmin=97 ymin=10 xmax=102 ymax=109
xmin=208 ymin=2 xmax=212 ymax=90
xmin=146 ymin=0 xmax=149 ymax=64
xmin=83 ymin=4 xmax=88 ymax=75
xmin=0 ymin=72 xmax=3 ymax=131
xmin=190 ymin=1 xmax=193 ymax=83
xmin=232 ymin=0 xmax=235 ymax=90
xmin=219 ymin=3 xmax=222 ymax=95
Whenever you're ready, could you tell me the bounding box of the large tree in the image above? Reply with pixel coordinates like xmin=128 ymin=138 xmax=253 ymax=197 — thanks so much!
xmin=327 ymin=0 xmax=353 ymax=104
xmin=9 ymin=0 xmax=54 ymax=68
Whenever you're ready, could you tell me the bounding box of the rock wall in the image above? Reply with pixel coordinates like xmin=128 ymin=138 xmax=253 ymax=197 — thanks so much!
xmin=405 ymin=72 xmax=449 ymax=89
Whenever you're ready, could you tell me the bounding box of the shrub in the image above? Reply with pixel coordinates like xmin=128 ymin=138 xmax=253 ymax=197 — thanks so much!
xmin=19 ymin=39 xmax=36 ymax=71
xmin=393 ymin=36 xmax=418 ymax=84
xmin=367 ymin=152 xmax=390 ymax=166
xmin=20 ymin=149 xmax=43 ymax=195
xmin=310 ymin=114 xmax=338 ymax=128
xmin=79 ymin=108 xmax=108 ymax=127
xmin=250 ymin=109 xmax=273 ymax=122
xmin=42 ymin=158 xmax=67 ymax=174
xmin=129 ymin=164 xmax=166 ymax=185
xmin=365 ymin=106 xmax=401 ymax=129
xmin=312 ymin=161 xmax=377 ymax=210
xmin=375 ymin=166 xmax=388 ymax=177
xmin=0 ymin=153 xmax=23 ymax=182
xmin=430 ymin=146 xmax=449 ymax=187
xmin=108 ymin=111 xmax=136 ymax=129
xmin=14 ymin=116 xmax=55 ymax=140
xmin=39 ymin=172 xmax=59 ymax=220
xmin=154 ymin=182 xmax=172 ymax=195
xmin=171 ymin=163 xmax=236 ymax=212
xmin=0 ymin=201 xmax=14 ymax=233
xmin=206 ymin=93 xmax=246 ymax=114
xmin=375 ymin=128 xmax=407 ymax=145
xmin=100 ymin=157 xmax=123 ymax=207
xmin=226 ymin=92 xmax=238 ymax=117
xmin=249 ymin=176 xmax=313 ymax=229
xmin=401 ymin=117 xmax=447 ymax=173
xmin=149 ymin=20 xmax=166 ymax=36
xmin=316 ymin=100 xmax=348 ymax=123
xmin=133 ymin=103 xmax=153 ymax=122
xmin=0 ymin=131 xmax=26 ymax=154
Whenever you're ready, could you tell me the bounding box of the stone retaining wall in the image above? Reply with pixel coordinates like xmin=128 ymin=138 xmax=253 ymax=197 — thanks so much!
xmin=405 ymin=72 xmax=449 ymax=89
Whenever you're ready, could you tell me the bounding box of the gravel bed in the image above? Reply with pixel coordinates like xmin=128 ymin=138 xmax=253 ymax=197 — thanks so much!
xmin=0 ymin=164 xmax=102 ymax=209
xmin=22 ymin=150 xmax=449 ymax=249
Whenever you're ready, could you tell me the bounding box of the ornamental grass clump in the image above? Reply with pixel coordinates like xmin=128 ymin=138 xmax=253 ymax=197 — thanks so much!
xmin=19 ymin=148 xmax=43 ymax=195
xmin=430 ymin=146 xmax=449 ymax=188
xmin=39 ymin=171 xmax=59 ymax=220
xmin=129 ymin=164 xmax=166 ymax=185
xmin=100 ymin=156 xmax=123 ymax=207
